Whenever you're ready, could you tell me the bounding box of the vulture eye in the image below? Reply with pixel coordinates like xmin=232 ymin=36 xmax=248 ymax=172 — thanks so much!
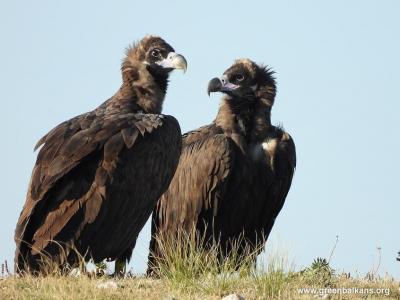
xmin=151 ymin=49 xmax=161 ymax=58
xmin=234 ymin=74 xmax=245 ymax=82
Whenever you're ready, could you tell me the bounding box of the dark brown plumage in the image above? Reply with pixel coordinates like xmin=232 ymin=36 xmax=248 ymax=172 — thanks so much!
xmin=14 ymin=35 xmax=187 ymax=274
xmin=148 ymin=59 xmax=296 ymax=274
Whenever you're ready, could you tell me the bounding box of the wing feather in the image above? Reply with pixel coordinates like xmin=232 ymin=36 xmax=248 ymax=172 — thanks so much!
xmin=15 ymin=110 xmax=176 ymax=268
xmin=152 ymin=125 xmax=236 ymax=234
xmin=261 ymin=130 xmax=296 ymax=236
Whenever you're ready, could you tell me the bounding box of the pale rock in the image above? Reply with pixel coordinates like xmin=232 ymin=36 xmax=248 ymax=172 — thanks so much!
xmin=96 ymin=280 xmax=118 ymax=289
xmin=222 ymin=293 xmax=245 ymax=300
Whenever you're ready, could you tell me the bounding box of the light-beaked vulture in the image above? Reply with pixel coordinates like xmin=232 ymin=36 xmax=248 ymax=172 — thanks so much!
xmin=15 ymin=35 xmax=187 ymax=275
xmin=148 ymin=59 xmax=295 ymax=274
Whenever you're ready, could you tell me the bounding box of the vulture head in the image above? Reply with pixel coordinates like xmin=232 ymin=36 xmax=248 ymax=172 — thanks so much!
xmin=207 ymin=59 xmax=276 ymax=107
xmin=124 ymin=35 xmax=187 ymax=73
xmin=121 ymin=35 xmax=187 ymax=93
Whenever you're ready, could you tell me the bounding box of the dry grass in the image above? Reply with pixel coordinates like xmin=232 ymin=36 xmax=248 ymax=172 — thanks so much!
xmin=2 ymin=232 xmax=399 ymax=299
xmin=1 ymin=272 xmax=399 ymax=300
xmin=1 ymin=276 xmax=168 ymax=300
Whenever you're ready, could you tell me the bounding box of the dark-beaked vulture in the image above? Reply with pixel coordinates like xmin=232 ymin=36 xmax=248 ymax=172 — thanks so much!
xmin=14 ymin=35 xmax=187 ymax=275
xmin=148 ymin=59 xmax=296 ymax=274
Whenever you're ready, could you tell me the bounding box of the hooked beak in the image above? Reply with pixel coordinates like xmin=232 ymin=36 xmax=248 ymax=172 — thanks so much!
xmin=207 ymin=75 xmax=239 ymax=96
xmin=156 ymin=52 xmax=187 ymax=73
xmin=207 ymin=78 xmax=222 ymax=96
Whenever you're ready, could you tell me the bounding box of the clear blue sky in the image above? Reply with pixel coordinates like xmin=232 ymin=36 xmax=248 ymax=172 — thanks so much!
xmin=1 ymin=1 xmax=399 ymax=278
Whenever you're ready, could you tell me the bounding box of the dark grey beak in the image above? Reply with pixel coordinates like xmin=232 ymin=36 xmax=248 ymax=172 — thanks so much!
xmin=207 ymin=77 xmax=223 ymax=96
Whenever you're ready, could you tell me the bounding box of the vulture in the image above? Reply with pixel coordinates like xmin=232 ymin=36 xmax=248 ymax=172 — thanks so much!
xmin=148 ymin=59 xmax=296 ymax=273
xmin=14 ymin=35 xmax=187 ymax=275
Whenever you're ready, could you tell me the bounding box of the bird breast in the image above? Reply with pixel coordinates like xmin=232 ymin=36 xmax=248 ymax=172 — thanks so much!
xmin=249 ymin=138 xmax=278 ymax=170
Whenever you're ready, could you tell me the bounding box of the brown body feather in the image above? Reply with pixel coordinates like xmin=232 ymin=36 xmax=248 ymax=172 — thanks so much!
xmin=148 ymin=60 xmax=296 ymax=273
xmin=15 ymin=36 xmax=184 ymax=273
